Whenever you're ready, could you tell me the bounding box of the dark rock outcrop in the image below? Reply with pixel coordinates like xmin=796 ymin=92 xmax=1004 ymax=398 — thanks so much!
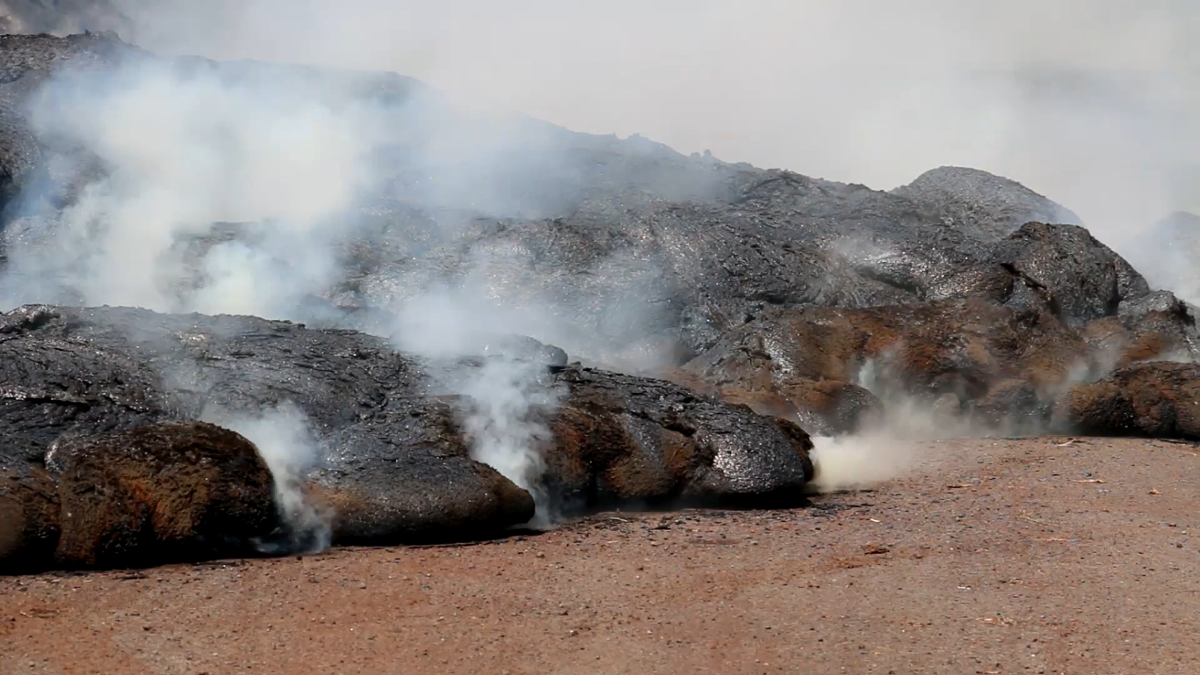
xmin=0 ymin=34 xmax=1130 ymax=374
xmin=678 ymin=298 xmax=1088 ymax=423
xmin=891 ymin=166 xmax=1081 ymax=240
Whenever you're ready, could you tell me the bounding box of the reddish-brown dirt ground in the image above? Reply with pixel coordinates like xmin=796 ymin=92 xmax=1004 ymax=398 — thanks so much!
xmin=2 ymin=436 xmax=1199 ymax=675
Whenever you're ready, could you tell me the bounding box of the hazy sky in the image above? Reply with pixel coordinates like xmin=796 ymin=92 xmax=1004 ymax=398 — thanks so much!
xmin=11 ymin=1 xmax=1199 ymax=243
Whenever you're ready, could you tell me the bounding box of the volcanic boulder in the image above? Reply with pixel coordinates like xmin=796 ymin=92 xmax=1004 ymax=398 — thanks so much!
xmin=312 ymin=397 xmax=537 ymax=545
xmin=50 ymin=420 xmax=279 ymax=569
xmin=541 ymin=366 xmax=815 ymax=513
xmin=1054 ymin=361 xmax=1200 ymax=440
xmin=972 ymin=379 xmax=1051 ymax=433
xmin=989 ymin=222 xmax=1150 ymax=325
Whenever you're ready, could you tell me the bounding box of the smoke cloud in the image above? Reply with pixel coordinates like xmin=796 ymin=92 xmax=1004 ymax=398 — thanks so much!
xmin=204 ymin=403 xmax=332 ymax=553
xmin=10 ymin=0 xmax=1193 ymax=250
xmin=3 ymin=57 xmax=385 ymax=314
xmin=388 ymin=285 xmax=568 ymax=523
xmin=0 ymin=30 xmax=598 ymax=527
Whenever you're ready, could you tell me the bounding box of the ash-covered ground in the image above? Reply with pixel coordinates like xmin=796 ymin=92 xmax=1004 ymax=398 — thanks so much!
xmin=4 ymin=436 xmax=1199 ymax=674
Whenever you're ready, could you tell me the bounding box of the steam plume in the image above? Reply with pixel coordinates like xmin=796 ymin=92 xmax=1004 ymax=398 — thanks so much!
xmin=204 ymin=403 xmax=332 ymax=552
xmin=0 ymin=42 xmax=590 ymax=529
xmin=17 ymin=0 xmax=1193 ymax=251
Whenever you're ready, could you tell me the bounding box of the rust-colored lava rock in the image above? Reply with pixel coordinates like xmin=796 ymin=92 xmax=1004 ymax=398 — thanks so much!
xmin=50 ymin=420 xmax=279 ymax=569
xmin=679 ymin=298 xmax=1087 ymax=426
xmin=1055 ymin=361 xmax=1200 ymax=440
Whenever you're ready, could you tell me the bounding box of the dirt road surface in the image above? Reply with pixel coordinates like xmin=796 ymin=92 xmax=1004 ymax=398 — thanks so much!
xmin=3 ymin=437 xmax=1198 ymax=674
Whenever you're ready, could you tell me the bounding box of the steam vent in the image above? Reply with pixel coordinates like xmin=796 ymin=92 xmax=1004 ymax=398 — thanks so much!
xmin=2 ymin=31 xmax=1199 ymax=579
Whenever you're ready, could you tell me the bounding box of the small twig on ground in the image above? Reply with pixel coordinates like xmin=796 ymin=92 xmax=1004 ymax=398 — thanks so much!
xmin=1074 ymin=479 xmax=1106 ymax=484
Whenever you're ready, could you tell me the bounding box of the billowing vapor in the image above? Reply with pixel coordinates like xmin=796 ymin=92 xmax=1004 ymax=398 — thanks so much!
xmin=457 ymin=357 xmax=562 ymax=525
xmin=204 ymin=404 xmax=331 ymax=552
xmin=15 ymin=0 xmax=1194 ymax=252
xmin=0 ymin=30 xmax=598 ymax=529
xmin=389 ymin=286 xmax=567 ymax=523
xmin=1 ymin=58 xmax=382 ymax=313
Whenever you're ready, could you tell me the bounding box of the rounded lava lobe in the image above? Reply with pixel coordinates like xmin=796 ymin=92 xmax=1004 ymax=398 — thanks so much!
xmin=700 ymin=414 xmax=814 ymax=498
xmin=314 ymin=464 xmax=536 ymax=546
xmin=312 ymin=400 xmax=537 ymax=545
xmin=52 ymin=420 xmax=279 ymax=569
xmin=1056 ymin=362 xmax=1200 ymax=440
xmin=543 ymin=367 xmax=814 ymax=512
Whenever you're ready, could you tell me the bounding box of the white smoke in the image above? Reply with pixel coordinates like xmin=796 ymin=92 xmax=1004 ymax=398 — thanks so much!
xmin=1 ymin=58 xmax=381 ymax=314
xmin=203 ymin=403 xmax=332 ymax=553
xmin=387 ymin=284 xmax=566 ymax=524
xmin=0 ymin=46 xmax=600 ymax=532
xmin=48 ymin=0 xmax=1196 ymax=252
xmin=458 ymin=357 xmax=562 ymax=526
